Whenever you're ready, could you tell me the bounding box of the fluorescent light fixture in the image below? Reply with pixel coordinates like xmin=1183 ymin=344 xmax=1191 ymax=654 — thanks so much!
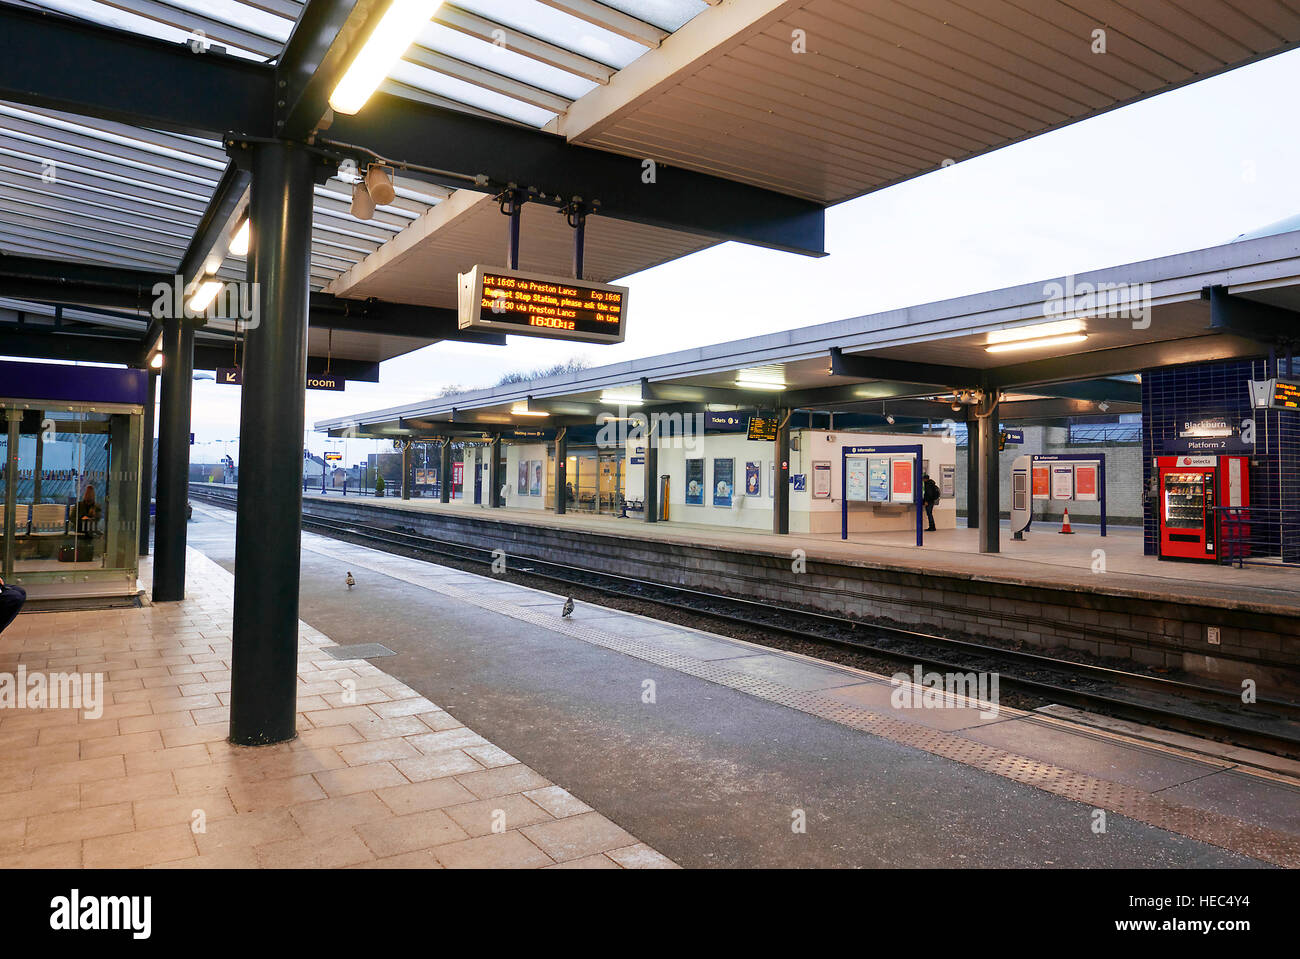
xmin=328 ymin=0 xmax=439 ymax=115
xmin=510 ymin=404 xmax=549 ymax=418
xmin=986 ymin=319 xmax=1085 ymax=346
xmin=985 ymin=333 xmax=1088 ymax=354
xmin=229 ymin=217 xmax=250 ymax=256
xmin=735 ymin=364 xmax=786 ymax=392
xmin=735 ymin=380 xmax=787 ymax=391
xmin=600 ymin=390 xmax=643 ymax=406
xmin=187 ymin=279 xmax=224 ymax=314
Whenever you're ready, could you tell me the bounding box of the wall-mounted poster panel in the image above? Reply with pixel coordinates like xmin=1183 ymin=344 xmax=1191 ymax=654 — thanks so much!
xmin=1051 ymin=465 xmax=1074 ymax=500
xmin=812 ymin=461 xmax=831 ymax=498
xmin=713 ymin=458 xmax=734 ymax=507
xmin=846 ymin=458 xmax=868 ymax=502
xmin=685 ymin=458 xmax=704 ymax=505
xmin=745 ymin=461 xmax=761 ymax=497
xmin=890 ymin=458 xmax=914 ymax=504
xmin=940 ymin=463 xmax=955 ymax=498
xmin=1074 ymin=464 xmax=1098 ymax=501
xmin=1032 ymin=464 xmax=1050 ymax=499
xmin=868 ymin=457 xmax=890 ymax=502
xmin=517 ymin=460 xmax=529 ymax=495
xmin=530 ymin=461 xmax=543 ymax=497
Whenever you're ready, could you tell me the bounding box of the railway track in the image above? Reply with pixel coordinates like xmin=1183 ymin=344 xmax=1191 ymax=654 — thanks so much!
xmin=193 ymin=490 xmax=1300 ymax=762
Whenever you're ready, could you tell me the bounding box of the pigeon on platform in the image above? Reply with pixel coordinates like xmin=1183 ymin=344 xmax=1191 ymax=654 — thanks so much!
xmin=561 ymin=597 xmax=574 ymax=618
xmin=345 ymin=571 xmax=356 ymax=590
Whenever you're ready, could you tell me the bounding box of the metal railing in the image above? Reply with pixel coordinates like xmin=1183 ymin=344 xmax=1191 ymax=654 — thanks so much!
xmin=1214 ymin=506 xmax=1300 ymax=569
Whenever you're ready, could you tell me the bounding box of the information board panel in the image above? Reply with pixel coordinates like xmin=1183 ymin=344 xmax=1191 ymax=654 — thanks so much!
xmin=812 ymin=461 xmax=831 ymax=498
xmin=1074 ymin=464 xmax=1098 ymax=501
xmin=1051 ymin=465 xmax=1075 ymax=500
xmin=868 ymin=458 xmax=889 ymax=502
xmin=891 ymin=458 xmax=914 ymax=504
xmin=1032 ymin=465 xmax=1050 ymax=499
xmin=846 ymin=458 xmax=868 ymax=501
xmin=1273 ymin=379 xmax=1300 ymax=410
xmin=458 ymin=265 xmax=627 ymax=344
xmin=747 ymin=415 xmax=779 ymax=442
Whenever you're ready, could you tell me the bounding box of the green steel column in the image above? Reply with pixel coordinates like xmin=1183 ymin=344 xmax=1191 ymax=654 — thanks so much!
xmin=489 ymin=435 xmax=502 ymax=507
xmin=153 ymin=316 xmax=193 ymax=602
xmin=555 ymin=427 xmax=567 ymax=515
xmin=229 ymin=140 xmax=316 ymax=746
xmin=773 ymin=411 xmax=790 ymax=534
xmin=643 ymin=415 xmax=658 ymax=523
xmin=977 ymin=395 xmax=1000 ymax=554
xmin=965 ymin=407 xmax=979 ymax=529
xmin=439 ymin=441 xmax=451 ymax=503
xmin=139 ymin=370 xmax=157 ymax=555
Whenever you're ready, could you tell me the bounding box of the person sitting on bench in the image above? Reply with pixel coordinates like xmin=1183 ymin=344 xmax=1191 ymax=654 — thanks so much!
xmin=0 ymin=576 xmax=26 ymax=636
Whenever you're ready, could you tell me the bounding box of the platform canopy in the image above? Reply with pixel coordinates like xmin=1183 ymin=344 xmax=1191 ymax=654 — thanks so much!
xmin=3 ymin=0 xmax=1300 ymax=371
xmin=317 ymin=228 xmax=1300 ymax=435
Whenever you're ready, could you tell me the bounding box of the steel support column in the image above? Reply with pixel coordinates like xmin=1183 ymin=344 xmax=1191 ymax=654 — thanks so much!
xmin=555 ymin=427 xmax=567 ymax=515
xmin=138 ymin=370 xmax=157 ymax=556
xmin=965 ymin=407 xmax=979 ymax=529
xmin=439 ymin=441 xmax=451 ymax=503
xmin=489 ymin=435 xmax=502 ymax=507
xmin=643 ymin=415 xmax=658 ymax=523
xmin=774 ymin=411 xmax=791 ymax=535
xmin=152 ymin=316 xmax=193 ymax=602
xmin=401 ymin=445 xmax=410 ymax=500
xmin=977 ymin=397 xmax=1000 ymax=554
xmin=229 ymin=140 xmax=316 ymax=747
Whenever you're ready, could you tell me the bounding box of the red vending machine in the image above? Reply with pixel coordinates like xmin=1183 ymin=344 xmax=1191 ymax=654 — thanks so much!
xmin=1155 ymin=455 xmax=1250 ymax=562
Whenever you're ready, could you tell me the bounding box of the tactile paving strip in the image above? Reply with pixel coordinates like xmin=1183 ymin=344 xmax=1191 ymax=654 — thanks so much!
xmin=301 ymin=536 xmax=1300 ymax=867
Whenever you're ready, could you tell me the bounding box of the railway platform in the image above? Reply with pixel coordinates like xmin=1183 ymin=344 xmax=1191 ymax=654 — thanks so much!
xmin=0 ymin=543 xmax=674 ymax=869
xmin=175 ymin=502 xmax=1300 ymax=866
xmin=193 ymin=486 xmax=1300 ymax=696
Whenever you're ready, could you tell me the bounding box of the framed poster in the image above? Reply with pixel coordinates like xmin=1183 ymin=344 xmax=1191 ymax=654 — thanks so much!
xmin=530 ymin=461 xmax=543 ymax=497
xmin=517 ymin=460 xmax=529 ymax=495
xmin=940 ymin=463 xmax=956 ymax=498
xmin=868 ymin=457 xmax=890 ymax=502
xmin=890 ymin=458 xmax=914 ymax=504
xmin=846 ymin=458 xmax=868 ymax=502
xmin=812 ymin=461 xmax=831 ymax=498
xmin=1032 ymin=465 xmax=1050 ymax=499
xmin=1051 ymin=465 xmax=1074 ymax=500
xmin=685 ymin=458 xmax=705 ymax=505
xmin=745 ymin=461 xmax=761 ymax=497
xmin=713 ymin=457 xmax=734 ymax=507
xmin=1074 ymin=464 xmax=1098 ymax=501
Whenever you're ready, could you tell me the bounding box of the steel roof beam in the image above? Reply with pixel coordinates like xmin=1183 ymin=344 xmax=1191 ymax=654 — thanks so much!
xmin=276 ymin=0 xmax=391 ymax=140
xmin=0 ymin=3 xmax=275 ymax=139
xmin=829 ymin=346 xmax=972 ymax=388
xmin=1206 ymin=285 xmax=1300 ymax=345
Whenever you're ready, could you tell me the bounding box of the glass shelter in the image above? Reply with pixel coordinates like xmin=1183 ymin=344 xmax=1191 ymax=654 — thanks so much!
xmin=1 ymin=361 xmax=146 ymax=601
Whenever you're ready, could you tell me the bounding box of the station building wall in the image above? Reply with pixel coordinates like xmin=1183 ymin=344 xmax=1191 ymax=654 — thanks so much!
xmin=626 ymin=429 xmax=957 ymax=535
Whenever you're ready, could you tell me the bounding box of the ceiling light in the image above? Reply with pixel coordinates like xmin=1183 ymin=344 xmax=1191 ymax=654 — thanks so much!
xmin=350 ymin=181 xmax=376 ymax=220
xmin=885 ymin=414 xmax=895 ymax=425
xmin=986 ymin=319 xmax=1086 ymax=346
xmin=735 ymin=379 xmax=786 ymax=392
xmin=228 ymin=217 xmax=250 ymax=256
xmin=1098 ymin=400 xmax=1111 ymax=413
xmin=951 ymin=403 xmax=961 ymax=412
xmin=150 ymin=352 xmax=163 ymax=370
xmin=600 ymin=393 xmax=643 ymax=406
xmin=510 ymin=404 xmax=549 ymax=418
xmin=328 ymin=0 xmax=439 ymax=115
xmin=187 ymin=279 xmax=224 ymax=314
xmin=365 ymin=165 xmax=396 ymax=206
xmin=985 ymin=334 xmax=1088 ymax=354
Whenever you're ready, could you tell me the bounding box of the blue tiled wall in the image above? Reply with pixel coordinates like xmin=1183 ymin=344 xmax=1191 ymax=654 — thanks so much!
xmin=1142 ymin=358 xmax=1298 ymax=558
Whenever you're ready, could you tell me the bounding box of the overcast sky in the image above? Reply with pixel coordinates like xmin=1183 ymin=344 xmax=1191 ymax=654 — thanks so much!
xmin=187 ymin=46 xmax=1300 ymax=466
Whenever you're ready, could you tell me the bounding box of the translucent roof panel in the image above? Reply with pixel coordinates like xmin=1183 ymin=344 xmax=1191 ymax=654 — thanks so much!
xmin=413 ymin=22 xmax=600 ymax=101
xmin=387 ymin=59 xmax=558 ymax=127
xmin=453 ymin=0 xmax=650 ymax=68
xmin=28 ymin=0 xmax=294 ymax=60
xmin=597 ymin=0 xmax=707 ymax=32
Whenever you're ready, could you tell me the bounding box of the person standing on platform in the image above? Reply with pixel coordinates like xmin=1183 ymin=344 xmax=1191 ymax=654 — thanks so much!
xmin=0 ymin=576 xmax=26 ymax=635
xmin=922 ymin=473 xmax=940 ymax=532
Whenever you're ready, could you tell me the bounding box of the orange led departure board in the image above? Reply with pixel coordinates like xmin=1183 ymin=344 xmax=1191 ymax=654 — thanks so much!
xmin=458 ymin=265 xmax=627 ymax=344
xmin=1273 ymin=379 xmax=1300 ymax=410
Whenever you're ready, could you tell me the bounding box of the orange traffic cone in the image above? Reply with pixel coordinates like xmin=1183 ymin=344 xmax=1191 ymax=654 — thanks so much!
xmin=1058 ymin=508 xmax=1074 ymax=534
